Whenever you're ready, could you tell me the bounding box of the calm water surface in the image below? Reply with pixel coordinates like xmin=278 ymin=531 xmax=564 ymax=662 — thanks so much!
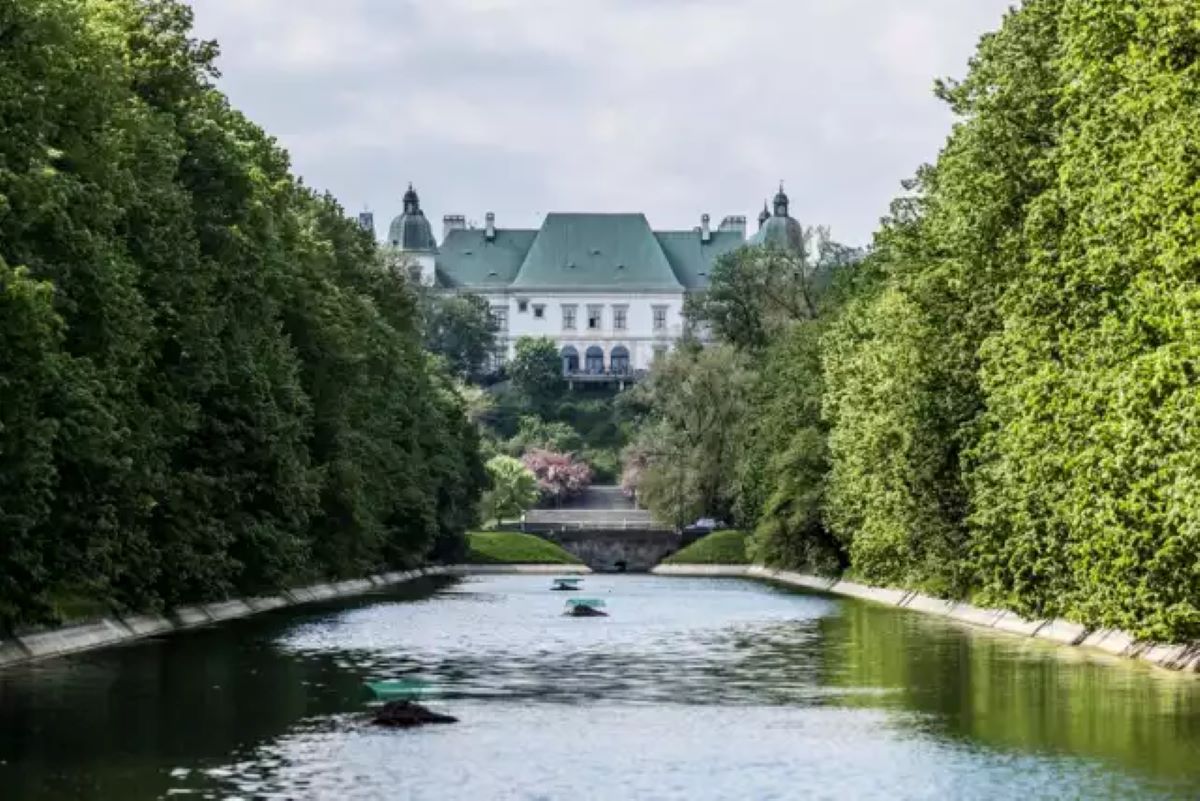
xmin=1 ymin=575 xmax=1198 ymax=800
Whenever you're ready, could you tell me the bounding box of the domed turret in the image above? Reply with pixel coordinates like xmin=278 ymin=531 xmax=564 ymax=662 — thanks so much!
xmin=388 ymin=183 xmax=437 ymax=252
xmin=749 ymin=182 xmax=805 ymax=252
xmin=757 ymin=201 xmax=771 ymax=230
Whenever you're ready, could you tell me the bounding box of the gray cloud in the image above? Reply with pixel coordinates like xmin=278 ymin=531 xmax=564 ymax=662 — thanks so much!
xmin=188 ymin=0 xmax=1013 ymax=246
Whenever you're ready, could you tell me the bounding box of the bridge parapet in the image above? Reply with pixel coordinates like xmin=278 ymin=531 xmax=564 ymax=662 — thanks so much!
xmin=509 ymin=487 xmax=679 ymax=571
xmin=538 ymin=529 xmax=681 ymax=573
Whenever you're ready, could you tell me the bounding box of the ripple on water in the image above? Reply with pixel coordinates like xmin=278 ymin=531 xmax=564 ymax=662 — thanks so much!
xmin=2 ymin=574 xmax=1197 ymax=801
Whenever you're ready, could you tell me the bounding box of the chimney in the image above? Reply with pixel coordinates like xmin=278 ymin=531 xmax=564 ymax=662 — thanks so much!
xmin=700 ymin=213 xmax=712 ymax=243
xmin=357 ymin=211 xmax=375 ymax=235
xmin=443 ymin=214 xmax=466 ymax=240
xmin=719 ymin=215 xmax=747 ymax=238
xmin=485 ymin=211 xmax=496 ymax=242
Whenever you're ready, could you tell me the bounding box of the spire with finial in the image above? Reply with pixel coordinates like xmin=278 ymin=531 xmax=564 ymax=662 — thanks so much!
xmin=402 ymin=182 xmax=420 ymax=214
xmin=773 ymin=181 xmax=789 ymax=217
xmin=758 ymin=201 xmax=770 ymax=229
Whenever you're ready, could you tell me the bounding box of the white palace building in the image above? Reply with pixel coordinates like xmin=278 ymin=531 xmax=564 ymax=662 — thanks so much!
xmin=369 ymin=184 xmax=804 ymax=381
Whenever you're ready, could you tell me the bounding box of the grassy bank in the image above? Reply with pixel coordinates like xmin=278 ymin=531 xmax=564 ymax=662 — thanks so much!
xmin=663 ymin=531 xmax=750 ymax=565
xmin=465 ymin=532 xmax=582 ymax=565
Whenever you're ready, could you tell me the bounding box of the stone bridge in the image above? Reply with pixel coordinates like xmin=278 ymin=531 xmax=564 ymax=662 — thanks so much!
xmin=512 ymin=487 xmax=682 ymax=572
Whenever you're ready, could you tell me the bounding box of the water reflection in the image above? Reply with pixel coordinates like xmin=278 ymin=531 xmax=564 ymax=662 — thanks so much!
xmin=0 ymin=575 xmax=1196 ymax=800
xmin=819 ymin=599 xmax=1200 ymax=781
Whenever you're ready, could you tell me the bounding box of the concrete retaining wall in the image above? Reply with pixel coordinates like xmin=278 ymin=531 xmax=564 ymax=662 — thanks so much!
xmin=0 ymin=564 xmax=593 ymax=670
xmin=652 ymin=564 xmax=1200 ymax=674
xmin=0 ymin=567 xmax=431 ymax=669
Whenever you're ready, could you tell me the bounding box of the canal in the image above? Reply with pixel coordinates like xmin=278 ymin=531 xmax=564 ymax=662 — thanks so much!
xmin=1 ymin=575 xmax=1198 ymax=799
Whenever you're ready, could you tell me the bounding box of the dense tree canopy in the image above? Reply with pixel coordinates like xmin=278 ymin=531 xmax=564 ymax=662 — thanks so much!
xmin=481 ymin=456 xmax=539 ymax=524
xmin=685 ymin=231 xmax=860 ymax=352
xmin=628 ymin=0 xmax=1200 ymax=643
xmin=509 ymin=336 xmax=563 ymax=413
xmin=623 ymin=345 xmax=753 ymax=527
xmin=0 ymin=0 xmax=484 ymax=629
xmin=419 ymin=290 xmax=497 ymax=380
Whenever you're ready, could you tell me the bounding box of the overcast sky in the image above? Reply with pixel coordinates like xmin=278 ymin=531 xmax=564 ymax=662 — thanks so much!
xmin=187 ymin=0 xmax=1014 ymax=247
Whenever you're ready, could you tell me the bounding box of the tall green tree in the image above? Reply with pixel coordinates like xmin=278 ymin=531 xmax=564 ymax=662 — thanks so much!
xmin=969 ymin=0 xmax=1200 ymax=640
xmin=821 ymin=0 xmax=1063 ymax=597
xmin=624 ymin=345 xmax=753 ymax=526
xmin=686 ymin=230 xmax=859 ymax=353
xmin=420 ymin=290 xmax=497 ymax=380
xmin=509 ymin=336 xmax=562 ymax=412
xmin=0 ymin=0 xmax=484 ymax=628
xmin=482 ymin=456 xmax=539 ymax=524
xmin=0 ymin=263 xmax=65 ymax=624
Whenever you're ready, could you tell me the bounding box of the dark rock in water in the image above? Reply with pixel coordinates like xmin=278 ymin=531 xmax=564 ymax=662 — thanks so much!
xmin=371 ymin=700 xmax=458 ymax=728
xmin=566 ymin=605 xmax=608 ymax=618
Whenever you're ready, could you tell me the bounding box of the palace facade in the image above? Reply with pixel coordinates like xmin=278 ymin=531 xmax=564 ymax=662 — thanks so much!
xmin=373 ymin=184 xmax=803 ymax=379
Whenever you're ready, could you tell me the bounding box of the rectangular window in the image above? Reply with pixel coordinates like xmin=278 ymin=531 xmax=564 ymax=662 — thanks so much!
xmin=533 ymin=304 xmax=545 ymax=319
xmin=653 ymin=345 xmax=668 ymax=362
xmin=491 ymin=307 xmax=508 ymax=332
xmin=652 ymin=305 xmax=668 ymax=332
xmin=562 ymin=305 xmax=577 ymax=330
xmin=613 ymin=305 xmax=628 ymax=331
xmin=517 ymin=300 xmax=529 ymax=313
xmin=588 ymin=305 xmax=603 ymax=330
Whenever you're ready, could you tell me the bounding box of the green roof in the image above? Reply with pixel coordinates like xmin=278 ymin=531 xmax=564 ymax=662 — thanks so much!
xmin=511 ymin=214 xmax=684 ymax=291
xmin=655 ymin=231 xmax=745 ymax=290
xmin=431 ymin=214 xmax=757 ymax=292
xmin=437 ymin=228 xmax=537 ymax=289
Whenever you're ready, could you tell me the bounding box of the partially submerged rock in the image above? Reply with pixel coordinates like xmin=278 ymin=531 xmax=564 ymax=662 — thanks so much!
xmin=371 ymin=700 xmax=458 ymax=728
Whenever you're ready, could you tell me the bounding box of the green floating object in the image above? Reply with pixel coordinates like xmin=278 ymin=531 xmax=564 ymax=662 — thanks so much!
xmin=566 ymin=598 xmax=606 ymax=608
xmin=366 ymin=679 xmax=432 ymax=700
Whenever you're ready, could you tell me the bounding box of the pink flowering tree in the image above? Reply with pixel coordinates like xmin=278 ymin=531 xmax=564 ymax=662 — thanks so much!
xmin=521 ymin=449 xmax=593 ymax=505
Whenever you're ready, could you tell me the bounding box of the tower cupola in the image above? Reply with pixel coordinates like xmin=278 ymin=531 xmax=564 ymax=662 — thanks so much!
xmin=773 ymin=182 xmax=789 ymax=217
xmin=387 ymin=182 xmax=437 ymax=252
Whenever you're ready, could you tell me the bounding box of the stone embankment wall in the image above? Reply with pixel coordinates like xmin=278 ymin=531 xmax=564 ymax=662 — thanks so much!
xmin=0 ymin=564 xmax=591 ymax=670
xmin=652 ymin=564 xmax=1200 ymax=674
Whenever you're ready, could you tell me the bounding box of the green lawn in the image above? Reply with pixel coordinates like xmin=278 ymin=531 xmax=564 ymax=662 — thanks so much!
xmin=465 ymin=531 xmax=583 ymax=565
xmin=663 ymin=530 xmax=750 ymax=565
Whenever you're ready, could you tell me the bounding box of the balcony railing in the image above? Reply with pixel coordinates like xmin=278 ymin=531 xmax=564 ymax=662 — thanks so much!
xmin=563 ymin=368 xmax=647 ymax=383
